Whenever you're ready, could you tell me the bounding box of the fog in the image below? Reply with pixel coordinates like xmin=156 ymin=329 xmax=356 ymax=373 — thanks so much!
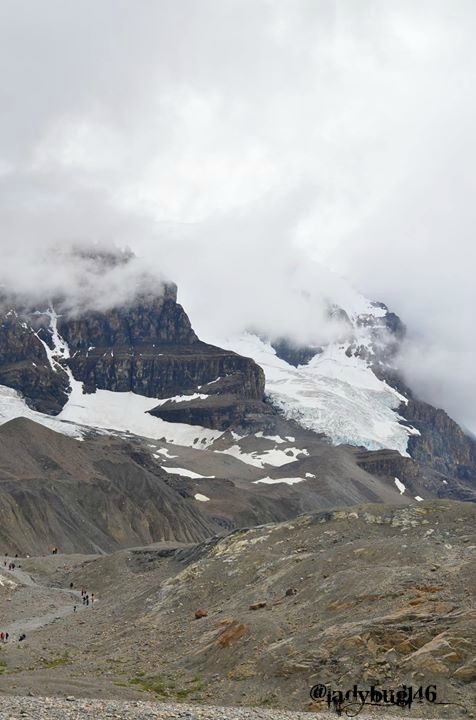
xmin=0 ymin=1 xmax=475 ymax=430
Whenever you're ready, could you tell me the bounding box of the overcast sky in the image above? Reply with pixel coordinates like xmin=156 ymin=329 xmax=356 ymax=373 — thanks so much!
xmin=0 ymin=0 xmax=475 ymax=431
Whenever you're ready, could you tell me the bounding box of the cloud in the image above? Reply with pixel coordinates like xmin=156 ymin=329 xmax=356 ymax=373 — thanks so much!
xmin=0 ymin=0 xmax=475 ymax=430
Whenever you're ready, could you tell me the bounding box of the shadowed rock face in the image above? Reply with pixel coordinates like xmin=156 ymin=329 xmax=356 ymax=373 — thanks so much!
xmin=271 ymin=338 xmax=320 ymax=368
xmin=0 ymin=282 xmax=266 ymax=427
xmin=0 ymin=418 xmax=218 ymax=554
xmin=67 ymin=342 xmax=265 ymax=401
xmin=57 ymin=286 xmax=198 ymax=350
xmin=150 ymin=393 xmax=272 ymax=431
xmin=0 ymin=311 xmax=69 ymax=414
xmin=403 ymin=398 xmax=476 ymax=484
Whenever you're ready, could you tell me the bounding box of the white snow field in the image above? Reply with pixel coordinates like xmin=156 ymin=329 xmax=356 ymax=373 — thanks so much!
xmin=213 ymin=289 xmax=420 ymax=456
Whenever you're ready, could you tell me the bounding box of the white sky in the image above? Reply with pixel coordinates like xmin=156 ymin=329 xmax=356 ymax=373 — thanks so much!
xmin=0 ymin=0 xmax=475 ymax=432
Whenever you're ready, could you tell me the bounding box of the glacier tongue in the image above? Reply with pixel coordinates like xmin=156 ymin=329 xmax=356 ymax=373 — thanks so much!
xmin=215 ymin=332 xmax=417 ymax=455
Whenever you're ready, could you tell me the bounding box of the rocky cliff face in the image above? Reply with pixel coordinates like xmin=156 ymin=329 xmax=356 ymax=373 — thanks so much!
xmin=0 ymin=309 xmax=69 ymax=414
xmin=402 ymin=398 xmax=476 ymax=483
xmin=0 ymin=280 xmax=266 ymax=428
xmin=57 ymin=285 xmax=198 ymax=349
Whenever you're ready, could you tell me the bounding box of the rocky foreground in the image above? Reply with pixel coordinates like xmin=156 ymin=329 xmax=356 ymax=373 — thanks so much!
xmin=1 ymin=501 xmax=474 ymax=718
xmin=0 ymin=696 xmax=421 ymax=719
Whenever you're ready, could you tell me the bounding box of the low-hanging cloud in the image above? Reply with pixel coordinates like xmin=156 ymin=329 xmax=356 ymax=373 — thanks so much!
xmin=0 ymin=0 xmax=475 ymax=431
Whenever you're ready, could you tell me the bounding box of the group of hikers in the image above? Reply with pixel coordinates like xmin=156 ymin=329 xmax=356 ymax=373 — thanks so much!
xmin=3 ymin=552 xmax=20 ymax=571
xmin=1 ymin=548 xmax=97 ymax=643
xmin=73 ymin=587 xmax=95 ymax=612
xmin=0 ymin=631 xmax=25 ymax=642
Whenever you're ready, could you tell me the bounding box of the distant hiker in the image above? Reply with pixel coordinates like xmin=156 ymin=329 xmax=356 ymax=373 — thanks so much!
xmin=86 ymin=595 xmax=89 ymax=606
xmin=52 ymin=547 xmax=58 ymax=555
xmin=5 ymin=632 xmax=9 ymax=642
xmin=73 ymin=605 xmax=77 ymax=613
xmin=69 ymin=582 xmax=74 ymax=589
xmin=0 ymin=632 xmax=4 ymax=643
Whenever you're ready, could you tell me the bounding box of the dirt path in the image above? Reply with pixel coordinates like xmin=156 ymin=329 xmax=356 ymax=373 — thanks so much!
xmin=0 ymin=557 xmax=87 ymax=638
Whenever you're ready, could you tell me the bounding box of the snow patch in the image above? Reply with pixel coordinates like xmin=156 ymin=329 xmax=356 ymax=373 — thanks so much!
xmin=162 ymin=466 xmax=215 ymax=479
xmin=254 ymin=477 xmax=304 ymax=485
xmin=394 ymin=477 xmax=406 ymax=494
xmin=153 ymin=392 xmax=209 ymax=406
xmin=194 ymin=493 xmax=210 ymax=502
xmin=255 ymin=432 xmax=286 ymax=444
xmin=154 ymin=448 xmax=179 ymax=459
xmin=216 ymin=444 xmax=307 ymax=468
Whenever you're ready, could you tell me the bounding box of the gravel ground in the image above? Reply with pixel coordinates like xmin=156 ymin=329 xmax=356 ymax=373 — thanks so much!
xmin=0 ymin=697 xmax=321 ymax=720
xmin=0 ymin=696 xmax=430 ymax=720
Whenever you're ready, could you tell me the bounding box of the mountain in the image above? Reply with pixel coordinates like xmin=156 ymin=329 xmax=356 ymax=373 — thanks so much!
xmin=0 ymin=253 xmax=475 ymax=713
xmin=0 ymin=250 xmax=475 ymax=540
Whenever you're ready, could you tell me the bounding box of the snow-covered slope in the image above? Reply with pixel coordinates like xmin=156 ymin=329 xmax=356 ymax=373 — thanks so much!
xmin=212 ymin=292 xmax=419 ymax=455
xmin=0 ymin=384 xmax=82 ymax=438
xmin=215 ymin=333 xmax=415 ymax=454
